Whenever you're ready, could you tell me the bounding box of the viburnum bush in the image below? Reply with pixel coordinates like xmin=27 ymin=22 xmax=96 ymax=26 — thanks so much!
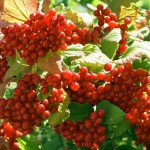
xmin=0 ymin=0 xmax=150 ymax=150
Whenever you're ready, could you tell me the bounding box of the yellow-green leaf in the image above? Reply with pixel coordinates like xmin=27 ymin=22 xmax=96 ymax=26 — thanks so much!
xmin=0 ymin=0 xmax=39 ymax=23
xmin=64 ymin=8 xmax=93 ymax=28
xmin=109 ymin=0 xmax=140 ymax=24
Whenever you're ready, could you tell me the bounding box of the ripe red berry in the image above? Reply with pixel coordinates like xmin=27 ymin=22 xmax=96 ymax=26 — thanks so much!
xmin=102 ymin=8 xmax=111 ymax=16
xmin=104 ymin=63 xmax=112 ymax=71
xmin=37 ymin=104 xmax=45 ymax=114
xmin=79 ymin=66 xmax=88 ymax=74
xmin=124 ymin=17 xmax=131 ymax=24
xmin=42 ymin=110 xmax=50 ymax=119
xmin=97 ymin=4 xmax=103 ymax=11
xmin=70 ymin=82 xmax=80 ymax=91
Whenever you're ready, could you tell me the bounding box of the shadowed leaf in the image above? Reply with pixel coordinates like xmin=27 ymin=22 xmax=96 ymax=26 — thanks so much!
xmin=42 ymin=0 xmax=50 ymax=13
xmin=37 ymin=52 xmax=63 ymax=74
xmin=0 ymin=78 xmax=13 ymax=97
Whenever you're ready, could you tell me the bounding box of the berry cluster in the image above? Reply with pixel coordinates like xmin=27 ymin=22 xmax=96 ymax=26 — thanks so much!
xmin=101 ymin=62 xmax=149 ymax=113
xmin=0 ymin=51 xmax=9 ymax=82
xmin=0 ymin=63 xmax=149 ymax=149
xmin=0 ymin=123 xmax=20 ymax=150
xmin=126 ymin=94 xmax=150 ymax=148
xmin=135 ymin=126 xmax=150 ymax=149
xmin=0 ymin=9 xmax=101 ymax=66
xmin=46 ymin=63 xmax=149 ymax=113
xmin=0 ymin=4 xmax=130 ymax=68
xmin=93 ymin=4 xmax=131 ymax=54
xmin=46 ymin=67 xmax=101 ymax=105
xmin=0 ymin=74 xmax=66 ymax=149
xmin=118 ymin=17 xmax=131 ymax=54
xmin=0 ymin=2 xmax=148 ymax=150
xmin=55 ymin=109 xmax=106 ymax=150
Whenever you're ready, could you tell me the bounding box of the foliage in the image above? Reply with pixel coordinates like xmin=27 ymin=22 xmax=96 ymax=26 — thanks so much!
xmin=0 ymin=0 xmax=150 ymax=150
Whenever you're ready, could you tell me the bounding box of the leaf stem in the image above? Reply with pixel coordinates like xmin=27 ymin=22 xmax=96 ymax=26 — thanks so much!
xmin=127 ymin=35 xmax=143 ymax=42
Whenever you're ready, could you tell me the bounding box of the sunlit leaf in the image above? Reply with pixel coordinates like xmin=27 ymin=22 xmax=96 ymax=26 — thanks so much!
xmin=4 ymin=52 xmax=29 ymax=82
xmin=114 ymin=52 xmax=142 ymax=65
xmin=17 ymin=135 xmax=39 ymax=150
xmin=71 ymin=44 xmax=111 ymax=73
xmin=122 ymin=41 xmax=150 ymax=59
xmin=0 ymin=0 xmax=39 ymax=23
xmin=64 ymin=8 xmax=93 ymax=28
xmin=101 ymin=29 xmax=122 ymax=59
xmin=108 ymin=0 xmax=140 ymax=24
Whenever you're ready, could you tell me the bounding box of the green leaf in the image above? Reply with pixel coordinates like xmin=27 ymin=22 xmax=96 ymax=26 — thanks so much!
xmin=64 ymin=44 xmax=84 ymax=58
xmin=4 ymin=52 xmax=28 ymax=82
xmin=71 ymin=44 xmax=111 ymax=73
xmin=122 ymin=41 xmax=150 ymax=60
xmin=48 ymin=92 xmax=70 ymax=126
xmin=115 ymin=119 xmax=130 ymax=136
xmin=133 ymin=58 xmax=150 ymax=72
xmin=142 ymin=0 xmax=150 ymax=10
xmin=17 ymin=138 xmax=26 ymax=150
xmin=116 ymin=144 xmax=137 ymax=150
xmin=96 ymin=100 xmax=126 ymax=125
xmin=68 ymin=102 xmax=93 ymax=122
xmin=17 ymin=135 xmax=39 ymax=150
xmin=41 ymin=130 xmax=64 ymax=150
xmin=64 ymin=140 xmax=77 ymax=150
xmin=101 ymin=29 xmax=122 ymax=59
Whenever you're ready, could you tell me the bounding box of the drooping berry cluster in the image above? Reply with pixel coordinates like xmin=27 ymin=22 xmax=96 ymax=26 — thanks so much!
xmin=0 ymin=73 xmax=67 ymax=149
xmin=117 ymin=17 xmax=131 ymax=54
xmin=93 ymin=4 xmax=131 ymax=54
xmin=55 ymin=109 xmax=106 ymax=150
xmin=0 ymin=75 xmax=47 ymax=134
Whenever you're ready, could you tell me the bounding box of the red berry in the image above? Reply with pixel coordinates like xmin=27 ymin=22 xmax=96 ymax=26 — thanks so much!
xmin=42 ymin=110 xmax=50 ymax=119
xmin=97 ymin=4 xmax=103 ymax=11
xmin=70 ymin=82 xmax=80 ymax=91
xmin=79 ymin=66 xmax=88 ymax=74
xmin=124 ymin=17 xmax=131 ymax=24
xmin=104 ymin=63 xmax=112 ymax=71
